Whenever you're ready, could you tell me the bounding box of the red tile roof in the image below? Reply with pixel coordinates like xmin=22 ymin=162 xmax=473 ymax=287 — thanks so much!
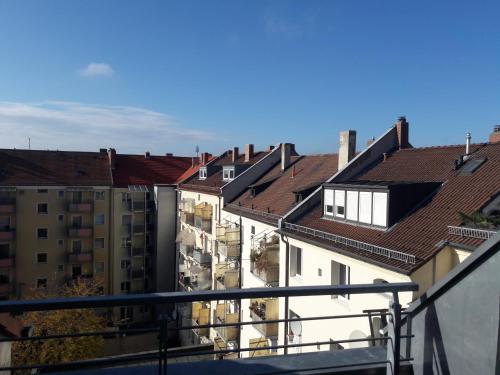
xmin=0 ymin=149 xmax=112 ymax=186
xmin=175 ymin=156 xmax=215 ymax=184
xmin=179 ymin=150 xmax=271 ymax=195
xmin=112 ymin=154 xmax=192 ymax=187
xmin=226 ymin=154 xmax=339 ymax=224
xmin=286 ymin=143 xmax=500 ymax=274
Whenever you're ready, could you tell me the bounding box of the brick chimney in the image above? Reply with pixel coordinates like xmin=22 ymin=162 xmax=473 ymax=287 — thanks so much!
xmin=396 ymin=116 xmax=410 ymax=149
xmin=338 ymin=130 xmax=356 ymax=171
xmin=281 ymin=143 xmax=293 ymax=171
xmin=232 ymin=147 xmax=239 ymax=163
xmin=200 ymin=152 xmax=210 ymax=165
xmin=145 ymin=151 xmax=151 ymax=159
xmin=245 ymin=144 xmax=254 ymax=162
xmin=489 ymin=125 xmax=500 ymax=143
xmin=107 ymin=148 xmax=116 ymax=170
xmin=165 ymin=153 xmax=173 ymax=157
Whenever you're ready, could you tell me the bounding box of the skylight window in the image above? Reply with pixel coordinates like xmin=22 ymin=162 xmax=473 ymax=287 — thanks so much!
xmin=222 ymin=167 xmax=235 ymax=181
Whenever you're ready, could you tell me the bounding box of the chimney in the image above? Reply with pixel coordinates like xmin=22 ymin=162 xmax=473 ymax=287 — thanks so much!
xmin=99 ymin=148 xmax=107 ymax=154
xmin=145 ymin=151 xmax=151 ymax=159
xmin=396 ymin=116 xmax=410 ymax=149
xmin=465 ymin=132 xmax=472 ymax=155
xmin=191 ymin=157 xmax=198 ymax=168
xmin=232 ymin=147 xmax=239 ymax=163
xmin=489 ymin=125 xmax=500 ymax=143
xmin=268 ymin=145 xmax=275 ymax=151
xmin=245 ymin=144 xmax=254 ymax=162
xmin=338 ymin=130 xmax=356 ymax=171
xmin=107 ymin=148 xmax=116 ymax=170
xmin=200 ymin=152 xmax=210 ymax=165
xmin=281 ymin=143 xmax=293 ymax=171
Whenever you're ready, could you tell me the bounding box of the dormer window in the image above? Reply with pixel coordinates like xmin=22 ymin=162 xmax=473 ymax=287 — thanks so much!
xmin=223 ymin=166 xmax=235 ymax=181
xmin=322 ymin=181 xmax=440 ymax=229
xmin=199 ymin=167 xmax=207 ymax=180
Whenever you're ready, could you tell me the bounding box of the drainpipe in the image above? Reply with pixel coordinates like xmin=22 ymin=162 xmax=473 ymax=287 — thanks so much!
xmin=238 ymin=215 xmax=243 ymax=357
xmin=280 ymin=232 xmax=290 ymax=355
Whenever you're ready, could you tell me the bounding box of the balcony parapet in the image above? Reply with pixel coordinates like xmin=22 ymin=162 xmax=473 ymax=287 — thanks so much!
xmin=67 ymin=252 xmax=93 ymax=263
xmin=66 ymin=202 xmax=93 ymax=213
xmin=0 ymin=229 xmax=15 ymax=241
xmin=67 ymin=227 xmax=93 ymax=238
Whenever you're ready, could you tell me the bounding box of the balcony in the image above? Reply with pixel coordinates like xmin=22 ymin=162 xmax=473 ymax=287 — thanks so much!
xmin=128 ymin=267 xmax=145 ymax=280
xmin=249 ymin=298 xmax=279 ymax=337
xmin=132 ymin=201 xmax=145 ymax=212
xmin=215 ymin=263 xmax=239 ymax=290
xmin=213 ymin=337 xmax=238 ymax=360
xmin=0 ymin=282 xmax=11 ymax=296
xmin=180 ymin=211 xmax=195 ymax=226
xmin=191 ymin=302 xmax=210 ymax=338
xmin=67 ymin=227 xmax=93 ymax=238
xmin=0 ymin=198 xmax=15 ymax=214
xmin=67 ymin=252 xmax=93 ymax=263
xmin=194 ymin=203 xmax=213 ymax=232
xmin=192 ymin=248 xmax=211 ymax=264
xmin=178 ymin=266 xmax=211 ymax=292
xmin=0 ymin=228 xmax=15 ymax=241
xmin=179 ymin=244 xmax=194 ymax=258
xmin=214 ymin=304 xmax=239 ymax=343
xmin=0 ymin=256 xmax=14 ymax=268
xmin=250 ymin=235 xmax=280 ymax=285
xmin=130 ymin=247 xmax=144 ymax=257
xmin=133 ymin=224 xmax=145 ymax=234
xmin=66 ymin=202 xmax=92 ymax=213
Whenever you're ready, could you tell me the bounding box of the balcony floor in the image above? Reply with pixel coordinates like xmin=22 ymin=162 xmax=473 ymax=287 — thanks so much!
xmin=51 ymin=347 xmax=413 ymax=375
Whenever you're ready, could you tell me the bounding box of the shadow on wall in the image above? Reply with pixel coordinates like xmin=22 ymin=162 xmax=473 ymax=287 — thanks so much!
xmin=423 ymin=303 xmax=451 ymax=375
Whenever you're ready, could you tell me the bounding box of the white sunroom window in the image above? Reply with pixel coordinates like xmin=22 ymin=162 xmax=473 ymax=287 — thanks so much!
xmin=334 ymin=190 xmax=345 ymax=218
xmin=372 ymin=192 xmax=388 ymax=227
xmin=346 ymin=191 xmax=359 ymax=221
xmin=324 ymin=189 xmax=334 ymax=216
xmin=359 ymin=191 xmax=373 ymax=224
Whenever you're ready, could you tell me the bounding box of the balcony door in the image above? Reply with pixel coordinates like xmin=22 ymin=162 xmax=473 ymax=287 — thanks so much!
xmin=72 ymin=264 xmax=82 ymax=278
xmin=72 ymin=216 xmax=82 ymax=228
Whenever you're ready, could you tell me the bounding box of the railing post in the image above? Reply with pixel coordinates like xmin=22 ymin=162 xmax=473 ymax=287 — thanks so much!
xmin=158 ymin=313 xmax=168 ymax=375
xmin=386 ymin=293 xmax=401 ymax=375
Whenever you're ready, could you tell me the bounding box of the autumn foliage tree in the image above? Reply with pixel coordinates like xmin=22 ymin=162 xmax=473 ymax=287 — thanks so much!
xmin=12 ymin=279 xmax=107 ymax=369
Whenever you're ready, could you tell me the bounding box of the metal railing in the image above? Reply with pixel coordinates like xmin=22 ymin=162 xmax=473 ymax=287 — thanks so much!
xmin=283 ymin=222 xmax=417 ymax=264
xmin=447 ymin=225 xmax=497 ymax=240
xmin=0 ymin=282 xmax=418 ymax=375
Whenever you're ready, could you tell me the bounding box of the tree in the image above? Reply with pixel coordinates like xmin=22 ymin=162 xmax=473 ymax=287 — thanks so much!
xmin=458 ymin=210 xmax=500 ymax=229
xmin=12 ymin=279 xmax=106 ymax=370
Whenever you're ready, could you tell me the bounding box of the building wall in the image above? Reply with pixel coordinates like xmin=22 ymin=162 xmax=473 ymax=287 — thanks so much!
xmin=279 ymin=236 xmax=412 ymax=353
xmin=12 ymin=187 xmax=111 ymax=298
xmin=0 ymin=335 xmax=11 ymax=375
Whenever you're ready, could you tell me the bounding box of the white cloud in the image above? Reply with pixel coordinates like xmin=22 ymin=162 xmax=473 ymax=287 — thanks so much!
xmin=0 ymin=101 xmax=214 ymax=154
xmin=79 ymin=63 xmax=115 ymax=78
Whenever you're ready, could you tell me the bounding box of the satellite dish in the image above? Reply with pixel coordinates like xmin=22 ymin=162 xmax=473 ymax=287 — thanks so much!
xmin=290 ymin=319 xmax=302 ymax=336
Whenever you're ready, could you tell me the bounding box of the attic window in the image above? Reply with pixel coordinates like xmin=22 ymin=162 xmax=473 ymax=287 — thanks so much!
xmin=223 ymin=166 xmax=235 ymax=181
xmin=199 ymin=167 xmax=207 ymax=180
xmin=458 ymin=158 xmax=486 ymax=176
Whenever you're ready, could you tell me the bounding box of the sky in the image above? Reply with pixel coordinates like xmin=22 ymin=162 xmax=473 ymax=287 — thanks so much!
xmin=0 ymin=0 xmax=498 ymax=156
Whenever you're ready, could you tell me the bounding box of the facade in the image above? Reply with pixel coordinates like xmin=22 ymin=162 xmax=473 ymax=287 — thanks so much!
xmin=176 ymin=144 xmax=287 ymax=351
xmin=0 ymin=148 xmax=192 ymax=327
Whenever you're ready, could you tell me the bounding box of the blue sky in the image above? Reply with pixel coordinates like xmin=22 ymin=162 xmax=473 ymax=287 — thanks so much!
xmin=0 ymin=0 xmax=498 ymax=155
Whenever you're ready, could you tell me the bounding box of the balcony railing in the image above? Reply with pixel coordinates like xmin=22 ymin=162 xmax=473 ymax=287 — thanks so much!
xmin=0 ymin=228 xmax=15 ymax=241
xmin=179 ymin=245 xmax=194 ymax=258
xmin=192 ymin=249 xmax=212 ymax=265
xmin=251 ymin=263 xmax=279 ymax=285
xmin=214 ymin=309 xmax=239 ymax=343
xmin=130 ymin=247 xmax=144 ymax=257
xmin=67 ymin=227 xmax=93 ymax=238
xmin=447 ymin=225 xmax=497 ymax=240
xmin=249 ymin=298 xmax=279 ymax=337
xmin=215 ymin=270 xmax=239 ymax=290
xmin=180 ymin=212 xmax=195 ymax=226
xmin=128 ymin=267 xmax=145 ymax=280
xmin=66 ymin=202 xmax=93 ymax=213
xmin=67 ymin=252 xmax=93 ymax=263
xmin=0 ymin=282 xmax=418 ymax=374
xmin=0 ymin=199 xmax=15 ymax=214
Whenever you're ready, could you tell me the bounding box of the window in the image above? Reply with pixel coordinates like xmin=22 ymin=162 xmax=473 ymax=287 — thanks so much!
xmin=95 ymin=191 xmax=105 ymax=200
xmin=324 ymin=189 xmax=334 ymax=217
xmin=334 ymin=190 xmax=345 ymax=218
xmin=0 ymin=244 xmax=9 ymax=258
xmin=36 ymin=278 xmax=47 ymax=289
xmin=346 ymin=191 xmax=359 ymax=221
xmin=359 ymin=191 xmax=373 ymax=224
xmin=199 ymin=167 xmax=207 ymax=180
xmin=58 ymin=190 xmax=65 ymax=199
xmin=288 ymin=310 xmax=301 ymax=338
xmin=94 ymin=238 xmax=105 ymax=249
xmin=37 ymin=203 xmax=48 ymax=214
xmin=318 ymin=268 xmax=322 ymax=277
xmin=290 ymin=246 xmax=302 ymax=277
xmin=251 ymin=225 xmax=255 ymax=235
xmin=58 ymin=239 xmax=64 ymax=248
xmin=57 ymin=264 xmax=64 ymax=272
xmin=37 ymin=189 xmax=48 ymax=193
xmin=222 ymin=167 xmax=235 ymax=181
xmin=121 ymin=237 xmax=131 ymax=247
xmin=72 ymin=240 xmax=82 ymax=253
xmin=120 ymin=306 xmax=133 ymax=319
xmin=121 ymin=259 xmax=131 ymax=269
xmin=95 ymin=214 xmax=105 ymax=225
xmin=37 ymin=228 xmax=48 ymax=239
xmin=120 ymin=281 xmax=131 ymax=293
xmin=95 ymin=262 xmax=105 ymax=273
xmin=372 ymin=192 xmax=388 ymax=227
xmin=121 ymin=192 xmax=130 ymax=202
xmin=331 ymin=260 xmax=350 ymax=299
xmin=37 ymin=253 xmax=48 ymax=263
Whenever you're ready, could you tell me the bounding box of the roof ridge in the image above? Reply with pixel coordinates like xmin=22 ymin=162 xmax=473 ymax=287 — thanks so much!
xmin=400 ymin=143 xmax=488 ymax=151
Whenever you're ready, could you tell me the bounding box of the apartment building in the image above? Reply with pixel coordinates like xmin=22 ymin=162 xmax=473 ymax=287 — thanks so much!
xmin=0 ymin=149 xmax=113 ymax=299
xmin=275 ymin=120 xmax=500 ymax=354
xmin=176 ymin=144 xmax=285 ymax=350
xmin=0 ymin=148 xmax=192 ymax=323
xmin=222 ymin=146 xmax=339 ymax=357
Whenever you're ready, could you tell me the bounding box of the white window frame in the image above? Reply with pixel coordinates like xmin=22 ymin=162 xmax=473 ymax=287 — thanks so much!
xmin=222 ymin=167 xmax=235 ymax=181
xmin=290 ymin=245 xmax=302 ymax=278
xmin=323 ymin=189 xmax=334 ymax=217
xmin=334 ymin=190 xmax=345 ymax=218
xmin=331 ymin=260 xmax=350 ymax=299
xmin=199 ymin=167 xmax=207 ymax=180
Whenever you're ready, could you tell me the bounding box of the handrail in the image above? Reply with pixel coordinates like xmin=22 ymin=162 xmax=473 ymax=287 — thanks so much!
xmin=283 ymin=222 xmax=417 ymax=264
xmin=447 ymin=225 xmax=496 ymax=240
xmin=225 ymin=203 xmax=282 ymax=221
xmin=0 ymin=283 xmax=418 ymax=313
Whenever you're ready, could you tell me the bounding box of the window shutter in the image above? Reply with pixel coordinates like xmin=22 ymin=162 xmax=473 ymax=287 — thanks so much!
xmin=290 ymin=246 xmax=297 ymax=277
